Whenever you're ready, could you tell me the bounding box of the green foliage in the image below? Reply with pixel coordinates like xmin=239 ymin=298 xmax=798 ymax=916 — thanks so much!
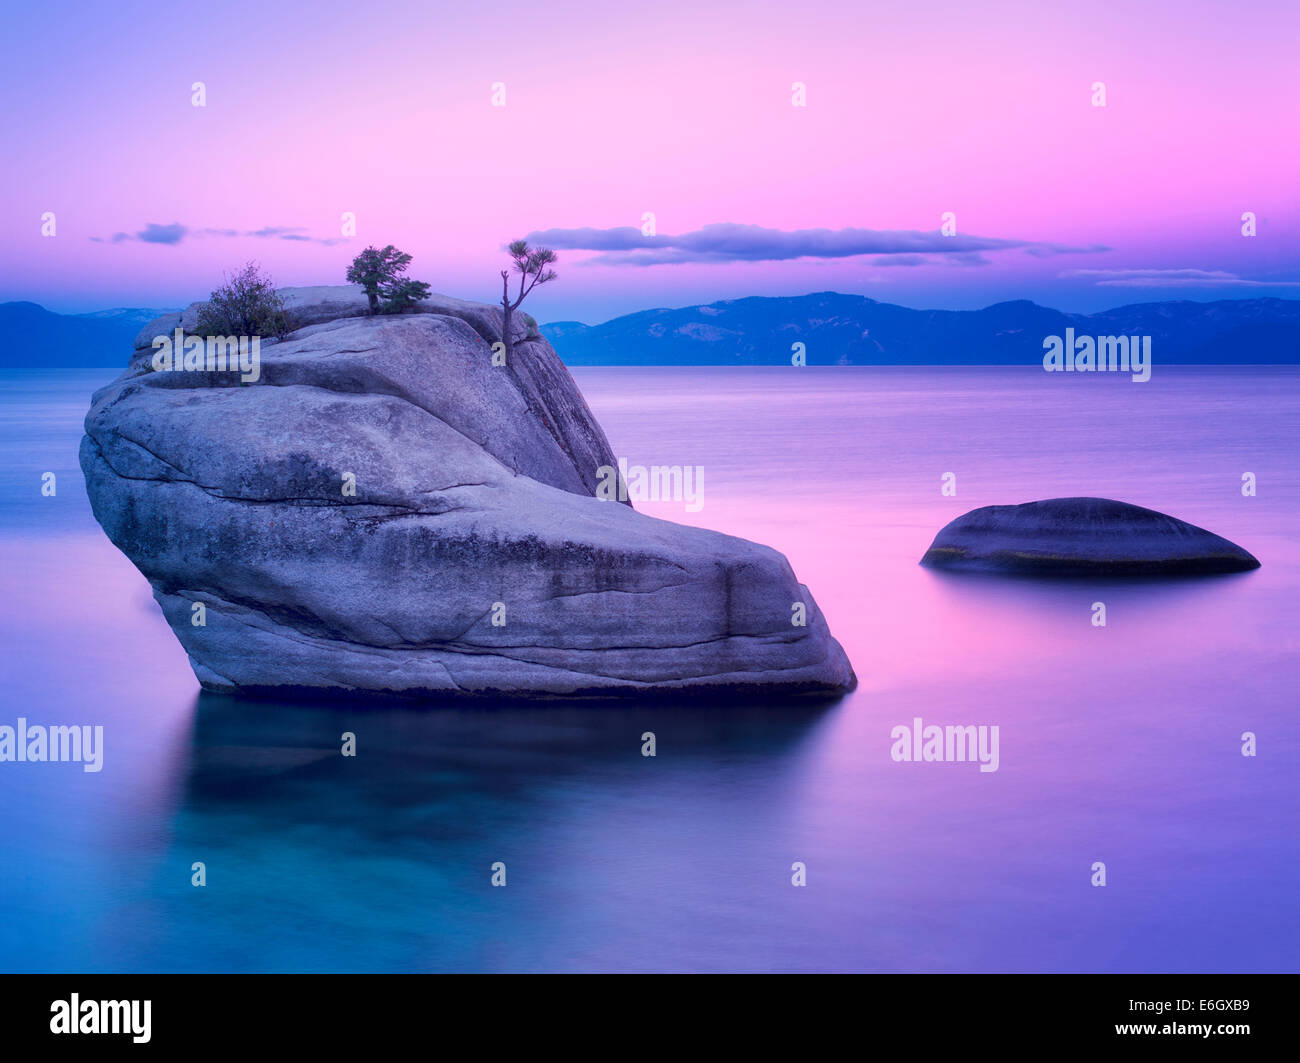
xmin=381 ymin=279 xmax=433 ymax=314
xmin=196 ymin=262 xmax=292 ymax=338
xmin=346 ymin=245 xmax=430 ymax=314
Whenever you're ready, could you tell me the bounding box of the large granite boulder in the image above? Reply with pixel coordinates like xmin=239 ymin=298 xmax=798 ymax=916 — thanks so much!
xmin=920 ymin=497 xmax=1260 ymax=575
xmin=85 ymin=287 xmax=855 ymax=699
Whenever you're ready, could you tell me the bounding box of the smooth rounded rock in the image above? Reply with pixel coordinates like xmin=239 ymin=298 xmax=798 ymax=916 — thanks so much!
xmin=920 ymin=497 xmax=1260 ymax=575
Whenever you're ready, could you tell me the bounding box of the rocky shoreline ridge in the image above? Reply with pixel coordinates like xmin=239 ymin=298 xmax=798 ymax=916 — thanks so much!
xmin=80 ymin=285 xmax=857 ymax=699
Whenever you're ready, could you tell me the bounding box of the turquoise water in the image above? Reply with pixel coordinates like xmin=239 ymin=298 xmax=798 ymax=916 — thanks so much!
xmin=1 ymin=366 xmax=1297 ymax=971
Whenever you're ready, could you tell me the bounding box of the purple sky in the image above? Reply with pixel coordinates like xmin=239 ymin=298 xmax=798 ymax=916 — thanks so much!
xmin=3 ymin=0 xmax=1297 ymax=321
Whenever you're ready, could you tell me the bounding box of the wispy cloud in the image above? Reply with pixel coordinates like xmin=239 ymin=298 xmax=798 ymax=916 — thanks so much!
xmin=91 ymin=223 xmax=346 ymax=247
xmin=1062 ymin=268 xmax=1300 ymax=288
xmin=522 ymin=222 xmax=1109 ymax=267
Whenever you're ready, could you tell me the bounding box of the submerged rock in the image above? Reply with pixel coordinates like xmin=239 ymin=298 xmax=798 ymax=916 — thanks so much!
xmin=920 ymin=497 xmax=1260 ymax=575
xmin=83 ymin=286 xmax=855 ymax=699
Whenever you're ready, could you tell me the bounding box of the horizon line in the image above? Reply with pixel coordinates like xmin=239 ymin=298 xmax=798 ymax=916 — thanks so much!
xmin=7 ymin=287 xmax=1300 ymax=328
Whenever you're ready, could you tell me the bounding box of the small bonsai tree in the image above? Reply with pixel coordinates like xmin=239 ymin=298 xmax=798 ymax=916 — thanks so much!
xmin=346 ymin=245 xmax=431 ymax=314
xmin=196 ymin=262 xmax=292 ymax=338
xmin=499 ymin=239 xmax=557 ymax=362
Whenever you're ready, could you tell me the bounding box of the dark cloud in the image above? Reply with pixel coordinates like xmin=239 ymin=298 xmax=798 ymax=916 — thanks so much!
xmin=523 ymin=222 xmax=1109 ymax=267
xmin=867 ymin=254 xmax=929 ymax=267
xmin=138 ymin=222 xmax=188 ymax=245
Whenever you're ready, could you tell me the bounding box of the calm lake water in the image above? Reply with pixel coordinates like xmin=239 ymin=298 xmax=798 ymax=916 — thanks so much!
xmin=1 ymin=365 xmax=1296 ymax=972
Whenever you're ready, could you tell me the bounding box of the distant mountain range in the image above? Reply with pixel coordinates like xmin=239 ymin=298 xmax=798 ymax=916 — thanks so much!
xmin=541 ymin=292 xmax=1300 ymax=365
xmin=0 ymin=302 xmax=176 ymax=368
xmin=4 ymin=293 xmax=1299 ymax=368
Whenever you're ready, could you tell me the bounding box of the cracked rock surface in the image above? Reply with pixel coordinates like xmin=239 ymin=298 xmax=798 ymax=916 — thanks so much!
xmin=81 ymin=286 xmax=856 ymax=699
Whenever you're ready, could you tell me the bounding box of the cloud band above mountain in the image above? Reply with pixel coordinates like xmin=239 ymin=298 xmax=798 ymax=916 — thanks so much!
xmin=1061 ymin=268 xmax=1300 ymax=289
xmin=523 ymin=223 xmax=1109 ymax=267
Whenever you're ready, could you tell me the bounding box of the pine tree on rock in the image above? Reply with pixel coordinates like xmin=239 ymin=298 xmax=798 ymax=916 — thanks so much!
xmin=346 ymin=245 xmax=431 ymax=315
xmin=499 ymin=240 xmax=558 ymax=363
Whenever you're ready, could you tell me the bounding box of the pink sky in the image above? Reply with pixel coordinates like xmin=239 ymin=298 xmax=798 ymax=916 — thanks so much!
xmin=3 ymin=0 xmax=1297 ymax=319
